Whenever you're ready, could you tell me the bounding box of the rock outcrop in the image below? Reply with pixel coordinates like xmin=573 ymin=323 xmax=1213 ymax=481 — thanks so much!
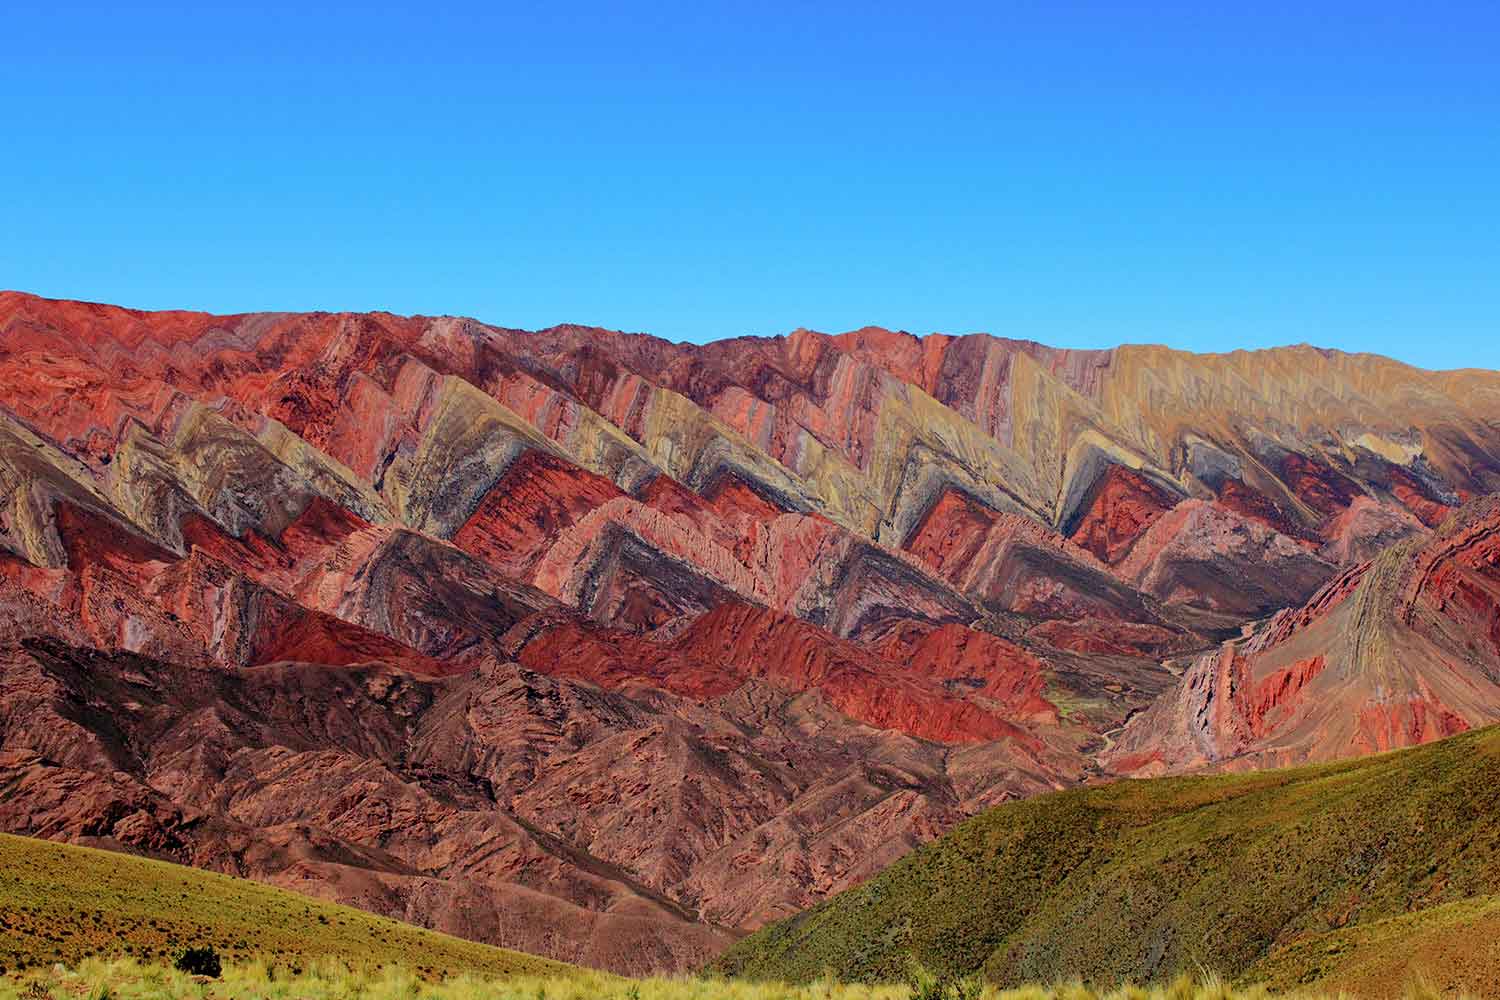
xmin=4 ymin=290 xmax=1500 ymax=971
xmin=1107 ymin=497 xmax=1500 ymax=772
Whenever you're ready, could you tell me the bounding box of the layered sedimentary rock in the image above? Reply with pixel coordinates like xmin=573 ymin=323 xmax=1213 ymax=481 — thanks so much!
xmin=3 ymin=290 xmax=1500 ymax=971
xmin=0 ymin=633 xmax=1086 ymax=969
xmin=1107 ymin=496 xmax=1500 ymax=772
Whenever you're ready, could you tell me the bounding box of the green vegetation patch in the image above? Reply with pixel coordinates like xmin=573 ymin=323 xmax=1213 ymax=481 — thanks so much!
xmin=1247 ymin=892 xmax=1500 ymax=999
xmin=0 ymin=833 xmax=567 ymax=980
xmin=714 ymin=727 xmax=1500 ymax=993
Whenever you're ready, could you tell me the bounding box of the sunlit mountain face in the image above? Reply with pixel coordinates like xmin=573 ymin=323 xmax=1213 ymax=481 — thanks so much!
xmin=3 ymin=289 xmax=1500 ymax=973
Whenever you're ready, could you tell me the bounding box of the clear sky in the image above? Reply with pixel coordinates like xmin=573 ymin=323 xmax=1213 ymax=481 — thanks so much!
xmin=5 ymin=2 xmax=1498 ymax=369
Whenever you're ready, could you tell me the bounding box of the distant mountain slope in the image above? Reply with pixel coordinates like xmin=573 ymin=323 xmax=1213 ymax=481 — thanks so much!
xmin=1107 ymin=494 xmax=1500 ymax=772
xmin=712 ymin=726 xmax=1500 ymax=993
xmin=0 ymin=832 xmax=570 ymax=979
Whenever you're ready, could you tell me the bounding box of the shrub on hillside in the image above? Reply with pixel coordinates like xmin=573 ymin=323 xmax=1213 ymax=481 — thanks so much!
xmin=173 ymin=946 xmax=221 ymax=978
xmin=905 ymin=957 xmax=984 ymax=1000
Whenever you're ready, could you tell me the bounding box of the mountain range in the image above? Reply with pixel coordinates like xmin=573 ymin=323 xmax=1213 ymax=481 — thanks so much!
xmin=2 ymin=289 xmax=1500 ymax=973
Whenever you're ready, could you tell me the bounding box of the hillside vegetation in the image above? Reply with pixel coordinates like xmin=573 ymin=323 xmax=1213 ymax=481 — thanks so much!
xmin=0 ymin=831 xmax=1476 ymax=999
xmin=0 ymin=833 xmax=567 ymax=980
xmin=1250 ymin=892 xmax=1500 ymax=998
xmin=714 ymin=726 xmax=1500 ymax=997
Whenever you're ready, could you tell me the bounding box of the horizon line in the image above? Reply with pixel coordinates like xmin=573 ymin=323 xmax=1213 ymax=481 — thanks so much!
xmin=2 ymin=287 xmax=1488 ymax=375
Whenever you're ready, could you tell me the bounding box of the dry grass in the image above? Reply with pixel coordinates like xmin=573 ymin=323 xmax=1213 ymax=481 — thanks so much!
xmin=0 ymin=834 xmax=562 ymax=980
xmin=2 ymin=957 xmax=1470 ymax=1000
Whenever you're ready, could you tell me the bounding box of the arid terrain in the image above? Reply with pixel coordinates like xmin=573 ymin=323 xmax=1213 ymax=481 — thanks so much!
xmin=3 ymin=290 xmax=1500 ymax=973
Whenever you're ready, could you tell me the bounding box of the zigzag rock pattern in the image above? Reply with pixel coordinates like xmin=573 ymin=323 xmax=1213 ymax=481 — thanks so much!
xmin=4 ymin=290 xmax=1500 ymax=971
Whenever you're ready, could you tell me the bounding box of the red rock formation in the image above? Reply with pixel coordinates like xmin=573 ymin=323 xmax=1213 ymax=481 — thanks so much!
xmin=1067 ymin=465 xmax=1178 ymax=564
xmin=1107 ymin=495 xmax=1500 ymax=772
xmin=452 ymin=450 xmax=625 ymax=578
xmin=1024 ymin=619 xmax=1182 ymax=657
xmin=6 ymin=290 xmax=1500 ymax=972
xmin=1386 ymin=466 xmax=1455 ymax=528
xmin=0 ymin=635 xmax=1082 ymax=969
xmin=864 ymin=620 xmax=1058 ymax=724
xmin=1114 ymin=499 xmax=1335 ymax=616
xmin=1354 ymin=690 xmax=1469 ymax=754
xmin=1246 ymin=655 xmax=1327 ymax=738
xmin=902 ymin=486 xmax=1178 ymax=633
xmin=904 ymin=487 xmax=1006 ymax=582
xmin=1318 ymin=496 xmax=1425 ymax=565
xmin=1212 ymin=477 xmax=1312 ymax=542
xmin=1278 ymin=452 xmax=1364 ymax=518
xmin=510 ymin=603 xmax=1052 ymax=745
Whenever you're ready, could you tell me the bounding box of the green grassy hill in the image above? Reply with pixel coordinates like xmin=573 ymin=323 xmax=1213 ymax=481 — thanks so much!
xmin=0 ymin=832 xmax=569 ymax=980
xmin=0 ymin=829 xmax=1321 ymax=1000
xmin=0 ymin=826 xmax=1478 ymax=1000
xmin=713 ymin=726 xmax=1500 ymax=997
xmin=1248 ymin=890 xmax=1500 ymax=998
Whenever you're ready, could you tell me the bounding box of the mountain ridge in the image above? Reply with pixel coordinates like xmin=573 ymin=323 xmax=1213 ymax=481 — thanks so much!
xmin=10 ymin=289 xmax=1491 ymax=374
xmin=3 ymin=289 xmax=1500 ymax=973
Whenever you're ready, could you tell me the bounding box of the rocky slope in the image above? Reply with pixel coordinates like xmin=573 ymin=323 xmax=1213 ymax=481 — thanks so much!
xmin=1106 ymin=494 xmax=1500 ymax=773
xmin=2 ymin=290 xmax=1500 ymax=971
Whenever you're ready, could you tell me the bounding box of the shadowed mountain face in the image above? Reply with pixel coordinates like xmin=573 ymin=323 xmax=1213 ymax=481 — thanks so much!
xmin=3 ymin=290 xmax=1500 ymax=971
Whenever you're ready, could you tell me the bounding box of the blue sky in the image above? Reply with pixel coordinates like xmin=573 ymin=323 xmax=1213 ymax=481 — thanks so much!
xmin=5 ymin=2 xmax=1498 ymax=368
